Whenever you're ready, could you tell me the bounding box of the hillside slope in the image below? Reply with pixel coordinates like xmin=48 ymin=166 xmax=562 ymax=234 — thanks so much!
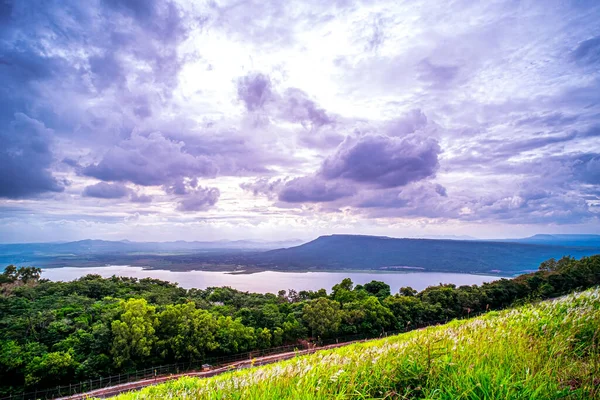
xmin=502 ymin=234 xmax=600 ymax=247
xmin=249 ymin=234 xmax=600 ymax=274
xmin=110 ymin=288 xmax=600 ymax=400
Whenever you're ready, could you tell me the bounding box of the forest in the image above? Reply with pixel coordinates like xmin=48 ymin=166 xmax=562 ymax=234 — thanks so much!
xmin=0 ymin=255 xmax=599 ymax=396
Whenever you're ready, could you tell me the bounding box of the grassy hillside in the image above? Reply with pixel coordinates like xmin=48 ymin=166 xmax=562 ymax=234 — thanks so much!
xmin=110 ymin=288 xmax=600 ymax=399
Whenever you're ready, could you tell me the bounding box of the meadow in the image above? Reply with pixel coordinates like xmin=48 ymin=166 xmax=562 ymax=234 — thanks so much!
xmin=109 ymin=287 xmax=600 ymax=399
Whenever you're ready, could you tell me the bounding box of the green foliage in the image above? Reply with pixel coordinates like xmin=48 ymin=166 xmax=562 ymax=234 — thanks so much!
xmin=109 ymin=288 xmax=600 ymax=400
xmin=302 ymin=298 xmax=342 ymax=337
xmin=156 ymin=302 xmax=218 ymax=361
xmin=341 ymin=296 xmax=395 ymax=336
xmin=24 ymin=350 xmax=77 ymax=386
xmin=0 ymin=255 xmax=599 ymax=397
xmin=0 ymin=265 xmax=41 ymax=285
xmin=111 ymin=299 xmax=158 ymax=367
xmin=215 ymin=316 xmax=256 ymax=354
xmin=363 ymin=280 xmax=391 ymax=300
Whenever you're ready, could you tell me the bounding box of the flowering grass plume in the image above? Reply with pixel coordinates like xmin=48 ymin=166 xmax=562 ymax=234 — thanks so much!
xmin=109 ymin=288 xmax=600 ymax=399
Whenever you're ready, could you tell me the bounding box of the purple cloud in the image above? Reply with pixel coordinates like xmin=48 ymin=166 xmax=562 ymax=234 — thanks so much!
xmin=320 ymin=134 xmax=441 ymax=188
xmin=1 ymin=0 xmax=600 ymax=241
xmin=164 ymin=178 xmax=189 ymax=195
xmin=82 ymin=182 xmax=130 ymax=199
xmin=279 ymin=88 xmax=333 ymax=129
xmin=88 ymin=52 xmax=124 ymax=91
xmin=417 ymin=58 xmax=460 ymax=89
xmin=237 ymin=73 xmax=274 ymax=111
xmin=571 ymin=153 xmax=600 ymax=184
xmin=0 ymin=113 xmax=65 ymax=198
xmin=386 ymin=109 xmax=429 ymax=137
xmin=236 ymin=72 xmax=333 ymax=130
xmin=573 ymin=36 xmax=600 ymax=66
xmin=514 ymin=112 xmax=579 ymax=127
xmin=83 ymin=132 xmax=218 ymax=186
xmin=496 ymin=132 xmax=578 ymax=154
xmin=240 ymin=178 xmax=286 ymax=200
xmin=278 ymin=177 xmax=355 ymax=203
xmin=177 ymin=187 xmax=220 ymax=211
xmin=130 ymin=192 xmax=153 ymax=203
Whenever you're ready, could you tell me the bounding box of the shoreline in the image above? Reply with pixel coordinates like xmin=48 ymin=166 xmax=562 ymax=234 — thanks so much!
xmin=40 ymin=264 xmax=517 ymax=278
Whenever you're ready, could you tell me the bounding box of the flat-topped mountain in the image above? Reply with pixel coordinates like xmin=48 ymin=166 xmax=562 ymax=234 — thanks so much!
xmin=247 ymin=234 xmax=600 ymax=274
xmin=1 ymin=234 xmax=599 ymax=275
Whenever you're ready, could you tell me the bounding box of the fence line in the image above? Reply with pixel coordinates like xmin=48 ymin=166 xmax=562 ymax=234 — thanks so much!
xmin=0 ymin=311 xmax=486 ymax=400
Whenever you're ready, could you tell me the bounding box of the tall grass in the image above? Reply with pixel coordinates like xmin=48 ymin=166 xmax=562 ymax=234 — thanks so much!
xmin=110 ymin=288 xmax=600 ymax=399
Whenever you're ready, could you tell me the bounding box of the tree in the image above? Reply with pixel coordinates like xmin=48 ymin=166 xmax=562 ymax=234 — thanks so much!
xmin=157 ymin=302 xmax=218 ymax=361
xmin=539 ymin=258 xmax=557 ymax=272
xmin=0 ymin=266 xmax=41 ymax=285
xmin=0 ymin=265 xmax=17 ymax=283
xmin=384 ymin=295 xmax=436 ymax=329
xmin=298 ymin=288 xmax=327 ymax=300
xmin=0 ymin=340 xmax=23 ymax=372
xmin=260 ymin=303 xmax=283 ymax=330
xmin=302 ymin=298 xmax=342 ymax=338
xmin=418 ymin=284 xmax=461 ymax=318
xmin=16 ymin=267 xmax=41 ymax=284
xmin=399 ymin=286 xmax=417 ymax=297
xmin=215 ymin=316 xmax=256 ymax=354
xmin=256 ymin=328 xmax=272 ymax=349
xmin=342 ymin=296 xmax=395 ymax=335
xmin=539 ymin=256 xmax=575 ymax=272
xmin=332 ymin=278 xmax=353 ymax=293
xmin=272 ymin=327 xmax=284 ymax=346
xmin=24 ymin=350 xmax=78 ymax=386
xmin=331 ymin=278 xmax=357 ymax=305
xmin=111 ymin=298 xmax=158 ymax=367
xmin=282 ymin=315 xmax=306 ymax=342
xmin=363 ymin=280 xmax=391 ymax=300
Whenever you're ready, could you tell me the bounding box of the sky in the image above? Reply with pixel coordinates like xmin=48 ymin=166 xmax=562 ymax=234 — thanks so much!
xmin=0 ymin=0 xmax=599 ymax=243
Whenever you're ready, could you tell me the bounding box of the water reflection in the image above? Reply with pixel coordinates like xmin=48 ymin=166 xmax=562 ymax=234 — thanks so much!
xmin=42 ymin=265 xmax=502 ymax=294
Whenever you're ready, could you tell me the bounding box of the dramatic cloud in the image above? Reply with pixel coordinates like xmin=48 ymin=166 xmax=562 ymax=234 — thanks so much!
xmin=130 ymin=192 xmax=153 ymax=203
xmin=1 ymin=0 xmax=599 ymax=241
xmin=570 ymin=154 xmax=600 ymax=185
xmin=320 ymin=135 xmax=441 ymax=188
xmin=83 ymin=182 xmax=130 ymax=199
xmin=278 ymin=88 xmax=333 ymax=129
xmin=236 ymin=73 xmax=333 ymax=129
xmin=177 ymin=187 xmax=220 ymax=211
xmin=83 ymin=132 xmax=218 ymax=186
xmin=237 ymin=73 xmax=274 ymax=111
xmin=0 ymin=113 xmax=65 ymax=198
xmin=352 ymin=183 xmax=456 ymax=218
xmin=278 ymin=177 xmax=355 ymax=203
xmin=386 ymin=109 xmax=429 ymax=137
xmin=240 ymin=178 xmax=286 ymax=200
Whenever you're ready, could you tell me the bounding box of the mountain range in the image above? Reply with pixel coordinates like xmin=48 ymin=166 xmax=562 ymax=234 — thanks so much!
xmin=1 ymin=234 xmax=599 ymax=275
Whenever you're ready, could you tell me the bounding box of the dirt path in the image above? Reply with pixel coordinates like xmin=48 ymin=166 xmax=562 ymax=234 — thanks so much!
xmin=58 ymin=340 xmax=368 ymax=399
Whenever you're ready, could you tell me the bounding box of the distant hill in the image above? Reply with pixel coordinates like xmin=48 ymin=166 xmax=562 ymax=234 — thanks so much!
xmin=0 ymin=239 xmax=304 ymax=256
xmin=499 ymin=234 xmax=600 ymax=247
xmin=1 ymin=234 xmax=599 ymax=275
xmin=245 ymin=234 xmax=600 ymax=275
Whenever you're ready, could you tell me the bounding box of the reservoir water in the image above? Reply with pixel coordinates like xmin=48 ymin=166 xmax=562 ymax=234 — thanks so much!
xmin=42 ymin=265 xmax=503 ymax=293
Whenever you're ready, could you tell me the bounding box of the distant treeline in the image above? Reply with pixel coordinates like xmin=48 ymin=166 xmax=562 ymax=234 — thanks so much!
xmin=0 ymin=255 xmax=599 ymax=396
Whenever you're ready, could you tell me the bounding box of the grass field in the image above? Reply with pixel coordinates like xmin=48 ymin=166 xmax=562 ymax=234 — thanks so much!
xmin=109 ymin=288 xmax=600 ymax=399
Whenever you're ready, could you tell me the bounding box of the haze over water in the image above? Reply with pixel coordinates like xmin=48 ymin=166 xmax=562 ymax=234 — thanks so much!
xmin=42 ymin=266 xmax=501 ymax=294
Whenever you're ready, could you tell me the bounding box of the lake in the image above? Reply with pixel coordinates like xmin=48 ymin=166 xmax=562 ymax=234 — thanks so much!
xmin=41 ymin=266 xmax=503 ymax=293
